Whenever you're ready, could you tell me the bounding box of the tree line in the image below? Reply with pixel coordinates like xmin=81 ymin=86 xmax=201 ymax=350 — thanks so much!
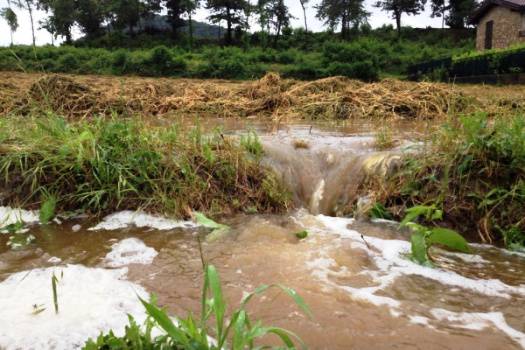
xmin=1 ymin=0 xmax=478 ymax=46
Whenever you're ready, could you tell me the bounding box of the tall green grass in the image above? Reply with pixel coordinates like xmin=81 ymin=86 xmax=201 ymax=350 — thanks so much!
xmin=378 ymin=113 xmax=525 ymax=250
xmin=0 ymin=115 xmax=290 ymax=217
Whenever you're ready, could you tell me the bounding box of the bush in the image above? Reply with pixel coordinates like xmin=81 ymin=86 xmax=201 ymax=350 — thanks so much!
xmin=56 ymin=53 xmax=81 ymax=72
xmin=325 ymin=60 xmax=379 ymax=81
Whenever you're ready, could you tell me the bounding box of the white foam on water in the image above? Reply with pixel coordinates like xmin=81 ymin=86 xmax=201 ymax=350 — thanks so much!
xmin=431 ymin=308 xmax=525 ymax=348
xmin=0 ymin=206 xmax=40 ymax=227
xmin=302 ymin=214 xmax=525 ymax=347
xmin=48 ymin=257 xmax=62 ymax=264
xmin=89 ymin=210 xmax=198 ymax=231
xmin=0 ymin=265 xmax=148 ymax=350
xmin=439 ymin=251 xmax=489 ymax=264
xmin=316 ymin=215 xmax=525 ymax=299
xmin=104 ymin=238 xmax=158 ymax=268
xmin=409 ymin=315 xmax=431 ymax=326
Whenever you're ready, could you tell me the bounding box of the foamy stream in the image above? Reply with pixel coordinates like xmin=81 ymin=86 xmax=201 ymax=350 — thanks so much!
xmin=0 ymin=122 xmax=524 ymax=349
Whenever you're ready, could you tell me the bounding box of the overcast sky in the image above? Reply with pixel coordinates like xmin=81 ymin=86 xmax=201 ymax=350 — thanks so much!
xmin=0 ymin=0 xmax=444 ymax=46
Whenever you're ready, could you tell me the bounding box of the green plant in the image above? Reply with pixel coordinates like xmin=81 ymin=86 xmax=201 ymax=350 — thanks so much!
xmin=39 ymin=194 xmax=57 ymax=224
xmin=84 ymin=264 xmax=310 ymax=349
xmin=240 ymin=131 xmax=264 ymax=160
xmin=295 ymin=230 xmax=308 ymax=239
xmin=374 ymin=127 xmax=395 ymax=150
xmin=400 ymin=205 xmax=470 ymax=266
xmin=369 ymin=203 xmax=392 ymax=220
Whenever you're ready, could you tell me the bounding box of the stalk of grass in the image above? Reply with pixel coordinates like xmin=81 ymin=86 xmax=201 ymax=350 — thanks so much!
xmin=51 ymin=273 xmax=59 ymax=314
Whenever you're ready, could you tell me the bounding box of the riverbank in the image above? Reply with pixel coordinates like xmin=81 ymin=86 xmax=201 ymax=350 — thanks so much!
xmin=0 ymin=115 xmax=290 ymax=218
xmin=366 ymin=113 xmax=525 ymax=250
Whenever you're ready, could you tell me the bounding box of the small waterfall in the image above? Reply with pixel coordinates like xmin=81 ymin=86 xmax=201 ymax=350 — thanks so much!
xmin=261 ymin=131 xmax=402 ymax=215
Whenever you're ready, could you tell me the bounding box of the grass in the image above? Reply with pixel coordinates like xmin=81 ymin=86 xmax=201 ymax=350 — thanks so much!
xmin=374 ymin=127 xmax=395 ymax=150
xmin=83 ymin=264 xmax=310 ymax=349
xmin=372 ymin=112 xmax=525 ymax=250
xmin=0 ymin=115 xmax=290 ymax=218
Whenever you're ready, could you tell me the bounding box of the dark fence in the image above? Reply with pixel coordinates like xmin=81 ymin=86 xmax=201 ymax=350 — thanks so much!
xmin=407 ymin=47 xmax=525 ymax=83
xmin=407 ymin=57 xmax=452 ymax=80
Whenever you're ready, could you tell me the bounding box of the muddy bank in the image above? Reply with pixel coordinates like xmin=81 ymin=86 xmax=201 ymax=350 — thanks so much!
xmin=0 ymin=71 xmax=469 ymax=120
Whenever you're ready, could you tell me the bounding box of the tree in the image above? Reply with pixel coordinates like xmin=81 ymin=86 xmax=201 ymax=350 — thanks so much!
xmin=109 ymin=0 xmax=145 ymax=35
xmin=74 ymin=0 xmax=108 ymax=38
xmin=1 ymin=6 xmax=18 ymax=46
xmin=37 ymin=0 xmax=76 ymax=43
xmin=298 ymin=0 xmax=309 ymax=32
xmin=163 ymin=0 xmax=185 ymax=37
xmin=183 ymin=0 xmax=200 ymax=47
xmin=206 ymin=0 xmax=251 ymax=44
xmin=269 ymin=0 xmax=294 ymax=43
xmin=446 ymin=0 xmax=477 ymax=28
xmin=16 ymin=0 xmax=37 ymax=46
xmin=256 ymin=0 xmax=293 ymax=43
xmin=430 ymin=0 xmax=449 ymax=28
xmin=316 ymin=0 xmax=369 ymax=40
xmin=375 ymin=0 xmax=426 ymax=37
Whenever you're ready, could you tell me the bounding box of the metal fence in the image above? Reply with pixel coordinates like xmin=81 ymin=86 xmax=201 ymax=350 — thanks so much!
xmin=407 ymin=48 xmax=525 ymax=83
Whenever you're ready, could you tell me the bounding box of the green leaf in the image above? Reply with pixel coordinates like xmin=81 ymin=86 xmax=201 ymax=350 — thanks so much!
xmin=428 ymin=227 xmax=470 ymax=253
xmin=205 ymin=265 xmax=226 ymax=342
xmin=295 ymin=230 xmax=308 ymax=239
xmin=232 ymin=310 xmax=247 ymax=350
xmin=40 ymin=195 xmax=57 ymax=224
xmin=411 ymin=232 xmax=430 ymax=265
xmin=369 ymin=203 xmax=392 ymax=220
xmin=138 ymin=296 xmax=189 ymax=347
xmin=194 ymin=212 xmax=229 ymax=230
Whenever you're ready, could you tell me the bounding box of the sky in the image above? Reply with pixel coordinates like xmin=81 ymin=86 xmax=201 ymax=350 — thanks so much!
xmin=0 ymin=0 xmax=444 ymax=47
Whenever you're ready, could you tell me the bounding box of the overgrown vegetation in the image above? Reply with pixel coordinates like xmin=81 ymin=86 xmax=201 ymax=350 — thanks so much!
xmin=84 ymin=264 xmax=310 ymax=349
xmin=0 ymin=30 xmax=473 ymax=81
xmin=373 ymin=113 xmax=525 ymax=250
xmin=0 ymin=115 xmax=290 ymax=217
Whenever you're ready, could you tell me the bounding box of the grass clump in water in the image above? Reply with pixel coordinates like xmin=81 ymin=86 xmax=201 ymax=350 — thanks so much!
xmin=376 ymin=113 xmax=525 ymax=249
xmin=84 ymin=264 xmax=310 ymax=349
xmin=0 ymin=115 xmax=290 ymax=218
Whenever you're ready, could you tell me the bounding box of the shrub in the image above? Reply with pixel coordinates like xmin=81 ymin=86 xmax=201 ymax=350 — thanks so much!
xmin=56 ymin=53 xmax=81 ymax=72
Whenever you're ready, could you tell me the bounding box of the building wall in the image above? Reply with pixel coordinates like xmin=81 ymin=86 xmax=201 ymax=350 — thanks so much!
xmin=476 ymin=7 xmax=525 ymax=51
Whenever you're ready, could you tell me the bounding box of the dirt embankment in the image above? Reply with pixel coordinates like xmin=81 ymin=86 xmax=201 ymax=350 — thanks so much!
xmin=0 ymin=71 xmax=486 ymax=120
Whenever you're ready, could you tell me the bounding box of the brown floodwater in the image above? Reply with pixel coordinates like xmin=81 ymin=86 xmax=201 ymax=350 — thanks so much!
xmin=0 ymin=122 xmax=524 ymax=350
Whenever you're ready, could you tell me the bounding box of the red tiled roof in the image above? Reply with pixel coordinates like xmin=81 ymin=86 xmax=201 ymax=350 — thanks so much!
xmin=470 ymin=0 xmax=525 ymax=24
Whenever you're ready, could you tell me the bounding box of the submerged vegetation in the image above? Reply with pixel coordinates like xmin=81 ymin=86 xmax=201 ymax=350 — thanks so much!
xmin=84 ymin=264 xmax=309 ymax=350
xmin=373 ymin=113 xmax=525 ymax=250
xmin=0 ymin=115 xmax=290 ymax=217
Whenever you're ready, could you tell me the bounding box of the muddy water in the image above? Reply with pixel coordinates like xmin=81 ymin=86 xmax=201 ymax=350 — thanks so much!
xmin=0 ymin=122 xmax=524 ymax=350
